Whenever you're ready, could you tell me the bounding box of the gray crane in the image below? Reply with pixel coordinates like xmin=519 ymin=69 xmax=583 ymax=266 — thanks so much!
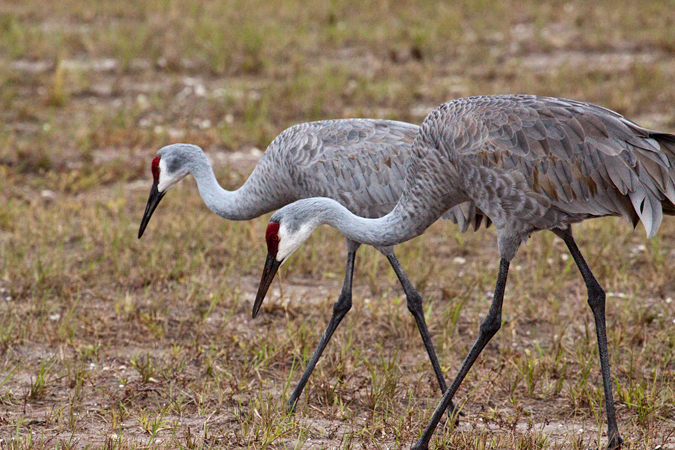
xmin=138 ymin=119 xmax=480 ymax=412
xmin=256 ymin=95 xmax=675 ymax=449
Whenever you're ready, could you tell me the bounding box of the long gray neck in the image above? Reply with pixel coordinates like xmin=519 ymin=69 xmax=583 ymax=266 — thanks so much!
xmin=187 ymin=155 xmax=276 ymax=221
xmin=302 ymin=196 xmax=455 ymax=247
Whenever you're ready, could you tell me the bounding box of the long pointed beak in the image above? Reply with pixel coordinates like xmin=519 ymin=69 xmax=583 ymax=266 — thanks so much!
xmin=138 ymin=182 xmax=165 ymax=239
xmin=252 ymin=253 xmax=283 ymax=318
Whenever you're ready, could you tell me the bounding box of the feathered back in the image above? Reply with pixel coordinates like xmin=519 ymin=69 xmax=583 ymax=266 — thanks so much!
xmin=244 ymin=119 xmax=418 ymax=218
xmin=408 ymin=95 xmax=675 ymax=237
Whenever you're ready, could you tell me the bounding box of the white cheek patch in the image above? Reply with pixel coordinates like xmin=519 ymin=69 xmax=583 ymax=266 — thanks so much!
xmin=276 ymin=222 xmax=315 ymax=263
xmin=157 ymin=158 xmax=181 ymax=192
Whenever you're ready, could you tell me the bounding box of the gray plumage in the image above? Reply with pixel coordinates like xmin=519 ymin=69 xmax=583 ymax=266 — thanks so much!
xmin=139 ymin=118 xmax=461 ymax=412
xmin=152 ymin=119 xmax=480 ymax=227
xmin=265 ymin=95 xmax=675 ymax=449
xmin=402 ymin=94 xmax=675 ymax=257
xmin=272 ymin=95 xmax=675 ymax=257
xmin=154 ymin=119 xmax=417 ymax=220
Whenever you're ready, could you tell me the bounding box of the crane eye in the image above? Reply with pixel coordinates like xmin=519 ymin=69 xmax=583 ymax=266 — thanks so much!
xmin=265 ymin=221 xmax=281 ymax=255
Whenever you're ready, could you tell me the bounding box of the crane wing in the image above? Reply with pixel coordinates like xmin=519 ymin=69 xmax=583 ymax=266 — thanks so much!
xmin=262 ymin=118 xmax=488 ymax=229
xmin=439 ymin=95 xmax=675 ymax=237
xmin=278 ymin=119 xmax=416 ymax=218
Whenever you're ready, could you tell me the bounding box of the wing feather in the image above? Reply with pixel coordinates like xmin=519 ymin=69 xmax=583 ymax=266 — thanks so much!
xmin=433 ymin=95 xmax=675 ymax=235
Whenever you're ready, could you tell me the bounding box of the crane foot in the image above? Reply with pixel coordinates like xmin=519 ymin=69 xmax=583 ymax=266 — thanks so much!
xmin=606 ymin=435 xmax=623 ymax=450
xmin=286 ymin=398 xmax=299 ymax=414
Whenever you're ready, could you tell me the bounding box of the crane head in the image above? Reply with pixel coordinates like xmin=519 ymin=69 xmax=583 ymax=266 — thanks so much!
xmin=138 ymin=155 xmax=167 ymax=238
xmin=138 ymin=144 xmax=198 ymax=238
xmin=252 ymin=212 xmax=317 ymax=318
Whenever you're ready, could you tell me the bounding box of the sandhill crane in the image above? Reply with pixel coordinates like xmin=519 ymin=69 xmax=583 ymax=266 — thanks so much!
xmin=138 ymin=119 xmax=481 ymax=412
xmin=256 ymin=95 xmax=675 ymax=449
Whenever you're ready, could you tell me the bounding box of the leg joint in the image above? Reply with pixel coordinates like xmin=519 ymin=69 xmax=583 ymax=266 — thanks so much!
xmin=333 ymin=294 xmax=352 ymax=316
xmin=479 ymin=315 xmax=501 ymax=336
xmin=406 ymin=292 xmax=424 ymax=314
xmin=586 ymin=283 xmax=606 ymax=310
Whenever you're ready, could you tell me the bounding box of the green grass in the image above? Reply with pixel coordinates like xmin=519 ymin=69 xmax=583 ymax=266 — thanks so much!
xmin=1 ymin=0 xmax=675 ymax=448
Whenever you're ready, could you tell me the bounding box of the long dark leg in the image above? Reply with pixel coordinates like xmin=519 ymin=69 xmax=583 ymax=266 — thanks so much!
xmin=385 ymin=253 xmax=448 ymax=395
xmin=287 ymin=240 xmax=359 ymax=411
xmin=554 ymin=228 xmax=622 ymax=450
xmin=412 ymin=258 xmax=510 ymax=450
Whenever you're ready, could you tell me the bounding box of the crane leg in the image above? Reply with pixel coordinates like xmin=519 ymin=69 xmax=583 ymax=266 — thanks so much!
xmin=554 ymin=228 xmax=623 ymax=450
xmin=386 ymin=253 xmax=448 ymax=394
xmin=385 ymin=252 xmax=462 ymax=421
xmin=286 ymin=242 xmax=358 ymax=412
xmin=411 ymin=258 xmax=509 ymax=450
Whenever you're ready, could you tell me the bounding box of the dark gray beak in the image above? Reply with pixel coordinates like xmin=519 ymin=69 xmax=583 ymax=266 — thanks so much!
xmin=252 ymin=253 xmax=283 ymax=318
xmin=138 ymin=182 xmax=165 ymax=239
